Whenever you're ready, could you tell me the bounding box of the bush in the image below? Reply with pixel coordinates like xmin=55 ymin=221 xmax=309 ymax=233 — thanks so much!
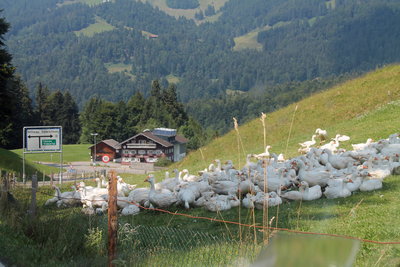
xmin=154 ymin=157 xmax=172 ymax=167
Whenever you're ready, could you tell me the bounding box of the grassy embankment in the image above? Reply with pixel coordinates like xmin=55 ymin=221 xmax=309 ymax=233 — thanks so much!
xmin=1 ymin=65 xmax=400 ymax=265
xmin=0 ymin=144 xmax=91 ymax=179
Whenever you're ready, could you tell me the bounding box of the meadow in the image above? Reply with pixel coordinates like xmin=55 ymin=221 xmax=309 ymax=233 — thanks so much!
xmin=1 ymin=65 xmax=400 ymax=265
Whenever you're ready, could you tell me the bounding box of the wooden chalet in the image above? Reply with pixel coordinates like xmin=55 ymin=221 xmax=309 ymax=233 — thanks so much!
xmin=89 ymin=139 xmax=121 ymax=162
xmin=119 ymin=128 xmax=188 ymax=164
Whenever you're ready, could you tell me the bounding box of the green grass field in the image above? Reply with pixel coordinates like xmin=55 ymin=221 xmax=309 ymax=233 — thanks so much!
xmin=2 ymin=65 xmax=400 ymax=265
xmin=58 ymin=0 xmax=111 ymax=7
xmin=166 ymin=74 xmax=181 ymax=84
xmin=11 ymin=144 xmax=91 ymax=164
xmin=74 ymin=16 xmax=115 ymax=37
xmin=142 ymin=0 xmax=228 ymax=20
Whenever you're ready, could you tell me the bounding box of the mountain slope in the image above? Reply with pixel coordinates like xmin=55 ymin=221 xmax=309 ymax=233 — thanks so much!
xmin=2 ymin=0 xmax=400 ymax=109
xmin=174 ymin=65 xmax=400 ymax=172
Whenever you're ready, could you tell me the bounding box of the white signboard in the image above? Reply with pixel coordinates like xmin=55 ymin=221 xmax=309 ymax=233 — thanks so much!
xmin=24 ymin=126 xmax=62 ymax=152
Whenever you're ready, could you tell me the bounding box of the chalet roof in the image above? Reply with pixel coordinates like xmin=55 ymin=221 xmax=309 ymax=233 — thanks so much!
xmin=88 ymin=139 xmax=121 ymax=150
xmin=175 ymin=134 xmax=189 ymax=144
xmin=120 ymin=131 xmax=174 ymax=147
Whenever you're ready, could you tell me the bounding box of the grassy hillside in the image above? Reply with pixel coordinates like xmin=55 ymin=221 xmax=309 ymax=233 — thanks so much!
xmin=168 ymin=65 xmax=400 ymax=175
xmin=74 ymin=16 xmax=115 ymax=37
xmin=142 ymin=0 xmax=228 ymax=20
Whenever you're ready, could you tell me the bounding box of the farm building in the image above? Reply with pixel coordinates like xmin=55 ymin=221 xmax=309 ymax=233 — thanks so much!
xmin=119 ymin=128 xmax=188 ymax=164
xmin=89 ymin=139 xmax=121 ymax=162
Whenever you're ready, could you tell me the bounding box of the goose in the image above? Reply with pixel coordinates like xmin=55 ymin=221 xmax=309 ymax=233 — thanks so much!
xmin=79 ymin=181 xmax=108 ymax=196
xmin=182 ymin=169 xmax=200 ymax=182
xmin=117 ymin=176 xmax=136 ymax=196
xmin=203 ymin=195 xmax=233 ymax=212
xmin=222 ymin=160 xmax=235 ymax=172
xmin=298 ymin=181 xmax=322 ymax=201
xmin=242 ymin=193 xmax=256 ymax=209
xmin=177 ymin=183 xmax=197 ymax=209
xmin=121 ymin=204 xmax=140 ymax=216
xmin=344 ymin=172 xmax=363 ymax=192
xmin=388 ymin=133 xmax=400 ymax=144
xmin=45 ymin=185 xmax=66 ymax=206
xmin=363 ymin=157 xmax=391 ymax=180
xmin=100 ymin=175 xmax=108 ymax=187
xmin=359 ymin=170 xmax=383 ymax=192
xmin=145 ymin=175 xmax=178 ymax=208
xmin=323 ymin=179 xmax=351 ymax=199
xmin=254 ymin=191 xmax=282 ymax=209
xmin=299 ymin=135 xmax=317 ymax=148
xmin=243 ymin=154 xmax=259 ymax=172
xmin=320 ymin=141 xmax=338 ymax=153
xmin=128 ymin=187 xmax=150 ymax=206
xmin=323 ymin=149 xmax=356 ymax=170
xmin=238 ymin=175 xmax=255 ymax=196
xmin=352 ymin=138 xmax=375 ymax=151
xmin=334 ymin=134 xmax=350 ymax=142
xmin=156 ymin=169 xmax=182 ymax=192
xmin=257 ymin=168 xmax=290 ymax=192
xmin=194 ymin=191 xmax=215 ymax=207
xmin=253 ymin=145 xmax=272 ymax=159
xmin=211 ymin=180 xmax=238 ymax=195
xmin=293 ymin=159 xmax=331 ymax=187
xmin=267 ymin=191 xmax=282 ymax=207
xmin=78 ymin=187 xmax=107 ymax=209
xmin=315 ymin=128 xmax=328 ymax=143
xmin=280 ymin=187 xmax=303 ymax=201
xmin=53 ymin=186 xmax=81 ymax=207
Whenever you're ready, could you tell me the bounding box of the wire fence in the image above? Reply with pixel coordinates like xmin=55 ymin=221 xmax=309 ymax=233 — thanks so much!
xmin=117 ymin=224 xmax=261 ymax=267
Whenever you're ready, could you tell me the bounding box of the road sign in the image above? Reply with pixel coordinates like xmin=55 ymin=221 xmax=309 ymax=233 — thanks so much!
xmin=24 ymin=127 xmax=62 ymax=152
xmin=102 ymin=155 xmax=110 ymax=163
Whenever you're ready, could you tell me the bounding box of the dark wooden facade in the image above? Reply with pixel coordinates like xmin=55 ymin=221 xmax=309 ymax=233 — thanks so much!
xmin=120 ymin=131 xmax=175 ymax=164
xmin=89 ymin=139 xmax=120 ymax=162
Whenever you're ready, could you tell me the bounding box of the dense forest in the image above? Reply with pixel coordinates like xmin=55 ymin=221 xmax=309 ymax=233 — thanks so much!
xmin=1 ymin=0 xmax=400 ymax=135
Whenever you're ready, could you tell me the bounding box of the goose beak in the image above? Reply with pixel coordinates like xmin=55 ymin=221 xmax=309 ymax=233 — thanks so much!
xmin=348 ymin=179 xmax=353 ymax=183
xmin=367 ymin=173 xmax=372 ymax=177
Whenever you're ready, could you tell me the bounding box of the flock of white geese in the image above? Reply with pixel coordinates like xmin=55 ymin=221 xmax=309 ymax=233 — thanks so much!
xmin=45 ymin=130 xmax=400 ymax=216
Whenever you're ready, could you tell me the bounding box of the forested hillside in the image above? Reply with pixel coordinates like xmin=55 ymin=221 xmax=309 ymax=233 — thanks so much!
xmin=1 ymin=0 xmax=400 ymax=133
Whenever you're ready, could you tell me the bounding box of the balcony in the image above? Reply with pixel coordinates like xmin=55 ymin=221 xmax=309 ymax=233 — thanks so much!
xmin=126 ymin=143 xmax=156 ymax=149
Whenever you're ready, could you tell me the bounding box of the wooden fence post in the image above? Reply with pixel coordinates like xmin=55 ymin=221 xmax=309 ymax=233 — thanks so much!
xmin=50 ymin=172 xmax=54 ymax=187
xmin=30 ymin=174 xmax=38 ymax=219
xmin=108 ymin=170 xmax=118 ymax=267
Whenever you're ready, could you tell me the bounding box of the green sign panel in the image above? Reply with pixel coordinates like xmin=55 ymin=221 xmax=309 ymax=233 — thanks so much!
xmin=42 ymin=139 xmax=56 ymax=146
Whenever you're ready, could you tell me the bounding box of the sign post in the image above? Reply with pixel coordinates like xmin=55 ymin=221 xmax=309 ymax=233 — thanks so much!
xmin=23 ymin=126 xmax=63 ymax=184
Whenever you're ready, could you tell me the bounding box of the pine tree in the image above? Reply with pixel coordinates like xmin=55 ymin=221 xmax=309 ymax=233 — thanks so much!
xmin=62 ymin=91 xmax=81 ymax=144
xmin=79 ymin=97 xmax=103 ymax=143
xmin=35 ymin=82 xmax=49 ymax=125
xmin=0 ymin=14 xmax=34 ymax=148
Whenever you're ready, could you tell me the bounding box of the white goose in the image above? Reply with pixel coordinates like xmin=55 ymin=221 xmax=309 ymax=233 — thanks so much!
xmin=293 ymin=159 xmax=331 ymax=187
xmin=299 ymin=181 xmax=322 ymax=201
xmin=299 ymin=135 xmax=317 ymax=148
xmin=177 ymin=183 xmax=197 ymax=209
xmin=352 ymin=138 xmax=374 ymax=151
xmin=359 ymin=170 xmax=383 ymax=192
xmin=145 ymin=175 xmax=178 ymax=208
xmin=253 ymin=145 xmax=272 ymax=159
xmin=315 ymin=128 xmax=328 ymax=144
xmin=121 ymin=204 xmax=140 ymax=216
xmin=323 ymin=179 xmax=351 ymax=199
